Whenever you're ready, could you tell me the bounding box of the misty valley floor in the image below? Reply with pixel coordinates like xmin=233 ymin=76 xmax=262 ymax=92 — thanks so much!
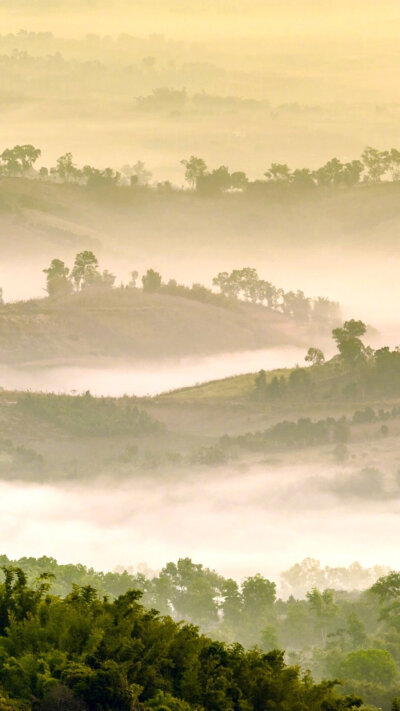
xmin=1 ymin=437 xmax=400 ymax=580
xmin=1 ymin=353 xmax=400 ymax=579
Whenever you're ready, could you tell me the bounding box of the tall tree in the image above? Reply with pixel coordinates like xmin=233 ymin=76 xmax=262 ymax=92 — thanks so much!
xmin=181 ymin=156 xmax=207 ymax=189
xmin=361 ymin=147 xmax=389 ymax=182
xmin=332 ymin=319 xmax=367 ymax=363
xmin=305 ymin=348 xmax=325 ymax=366
xmin=71 ymin=251 xmax=99 ymax=290
xmin=43 ymin=258 xmax=72 ymax=297
xmin=54 ymin=152 xmax=80 ymax=182
xmin=142 ymin=269 xmax=162 ymax=293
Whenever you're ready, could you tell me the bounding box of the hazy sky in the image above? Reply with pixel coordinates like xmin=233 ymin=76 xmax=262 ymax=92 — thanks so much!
xmin=2 ymin=1 xmax=399 ymax=39
xmin=1 ymin=0 xmax=398 ymax=179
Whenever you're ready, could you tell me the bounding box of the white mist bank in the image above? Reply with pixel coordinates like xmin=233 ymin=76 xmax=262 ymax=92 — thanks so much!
xmin=0 ymin=346 xmax=309 ymax=396
xmin=2 ymin=462 xmax=400 ymax=580
xmin=0 ymin=330 xmax=397 ymax=397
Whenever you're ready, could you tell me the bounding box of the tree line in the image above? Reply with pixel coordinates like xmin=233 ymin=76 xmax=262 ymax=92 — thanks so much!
xmin=1 ymin=143 xmax=400 ymax=195
xmin=40 ymin=253 xmax=341 ymax=326
xmin=0 ymin=559 xmax=400 ymax=709
xmin=212 ymin=267 xmax=341 ymax=323
xmin=0 ymin=554 xmax=386 ymax=604
xmin=181 ymin=146 xmax=400 ymax=194
xmin=222 ymin=403 xmax=400 ymax=465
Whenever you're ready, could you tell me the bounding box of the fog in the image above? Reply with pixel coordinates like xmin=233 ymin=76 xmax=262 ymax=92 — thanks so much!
xmin=1 ymin=0 xmax=400 ymax=596
xmin=3 ymin=246 xmax=400 ymax=332
xmin=1 ymin=0 xmax=400 ymax=338
xmin=0 ymin=1 xmax=399 ymax=181
xmin=0 ymin=346 xmax=308 ymax=396
xmin=2 ymin=460 xmax=400 ymax=581
xmin=2 ymin=1 xmax=399 ymax=41
xmin=1 ymin=4 xmax=400 ymax=709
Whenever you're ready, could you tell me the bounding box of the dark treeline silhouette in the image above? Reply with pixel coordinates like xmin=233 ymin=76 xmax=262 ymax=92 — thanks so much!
xmin=181 ymin=147 xmax=400 ymax=194
xmin=0 ymin=558 xmax=400 ymax=709
xmin=1 ymin=144 xmax=400 ymax=195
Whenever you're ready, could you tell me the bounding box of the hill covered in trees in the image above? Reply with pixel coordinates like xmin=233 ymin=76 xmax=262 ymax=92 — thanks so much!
xmin=0 ymin=559 xmax=400 ymax=709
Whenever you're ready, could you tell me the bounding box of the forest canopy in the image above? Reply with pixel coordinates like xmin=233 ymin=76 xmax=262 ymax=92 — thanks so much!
xmin=0 ymin=561 xmax=396 ymax=711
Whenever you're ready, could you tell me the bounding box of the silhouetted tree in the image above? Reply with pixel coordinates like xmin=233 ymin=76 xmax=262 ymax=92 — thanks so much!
xmin=128 ymin=270 xmax=139 ymax=288
xmin=332 ymin=320 xmax=367 ymax=363
xmin=181 ymin=156 xmax=207 ymax=189
xmin=254 ymin=369 xmax=267 ymax=399
xmin=43 ymin=258 xmax=73 ymax=297
xmin=361 ymin=146 xmax=389 ymax=182
xmin=142 ymin=269 xmax=162 ymax=293
xmin=264 ymin=163 xmax=292 ymax=183
xmin=71 ymin=251 xmax=99 ymax=290
xmin=230 ymin=171 xmax=248 ymax=190
xmin=305 ymin=348 xmax=325 ymax=366
xmin=197 ymin=166 xmax=232 ymax=195
xmin=0 ymin=144 xmax=41 ymax=176
xmin=53 ymin=153 xmax=80 ymax=182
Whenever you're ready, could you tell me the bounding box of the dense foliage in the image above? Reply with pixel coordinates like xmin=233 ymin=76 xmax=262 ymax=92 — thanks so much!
xmin=17 ymin=393 xmax=162 ymax=436
xmin=0 ymin=566 xmax=367 ymax=711
xmin=1 ymin=558 xmax=400 ymax=707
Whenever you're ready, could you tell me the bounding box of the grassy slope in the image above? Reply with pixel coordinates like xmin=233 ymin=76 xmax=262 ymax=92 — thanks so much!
xmin=1 ymin=357 xmax=400 ymax=480
xmin=142 ymin=355 xmax=400 ymax=452
xmin=156 ymin=368 xmax=291 ymax=402
xmin=0 ymin=288 xmax=312 ymax=363
xmin=1 ymin=178 xmax=400 ymax=261
xmin=3 ymin=177 xmax=399 ymax=363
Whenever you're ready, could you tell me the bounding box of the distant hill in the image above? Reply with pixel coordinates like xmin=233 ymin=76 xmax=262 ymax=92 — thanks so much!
xmin=2 ymin=178 xmax=400 ymax=261
xmin=0 ymin=288 xmax=315 ymax=365
xmin=1 ymin=348 xmax=400 ymax=481
xmin=1 ymin=179 xmax=400 ymax=322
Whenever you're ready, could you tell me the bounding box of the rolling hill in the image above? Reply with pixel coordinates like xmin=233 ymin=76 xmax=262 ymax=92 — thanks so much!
xmin=0 ymin=287 xmax=318 ymax=365
xmin=1 ymin=343 xmax=400 ymax=482
xmin=1 ymin=178 xmax=400 ymax=323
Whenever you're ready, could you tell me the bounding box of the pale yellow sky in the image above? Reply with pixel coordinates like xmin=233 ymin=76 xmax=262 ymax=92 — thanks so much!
xmin=1 ymin=1 xmax=399 ymax=40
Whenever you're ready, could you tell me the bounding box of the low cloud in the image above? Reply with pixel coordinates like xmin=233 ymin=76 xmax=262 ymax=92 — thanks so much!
xmin=1 ymin=459 xmax=400 ymax=580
